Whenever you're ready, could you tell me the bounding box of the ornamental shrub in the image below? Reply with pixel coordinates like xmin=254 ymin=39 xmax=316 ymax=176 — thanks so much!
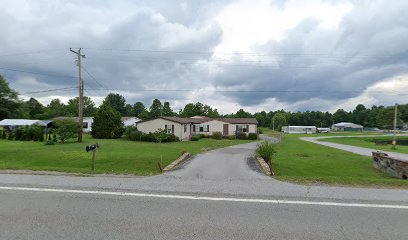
xmin=237 ymin=132 xmax=247 ymax=140
xmin=55 ymin=119 xmax=79 ymax=143
xmin=212 ymin=131 xmax=223 ymax=140
xmin=248 ymin=133 xmax=258 ymax=140
xmin=191 ymin=135 xmax=200 ymax=141
xmin=256 ymin=141 xmax=276 ymax=163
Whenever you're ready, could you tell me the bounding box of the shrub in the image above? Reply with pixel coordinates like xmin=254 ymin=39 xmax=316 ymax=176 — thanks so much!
xmin=91 ymin=104 xmax=124 ymax=139
xmin=191 ymin=135 xmax=200 ymax=141
xmin=1 ymin=129 xmax=6 ymax=139
xmin=227 ymin=135 xmax=236 ymax=140
xmin=124 ymin=126 xmax=143 ymax=141
xmin=256 ymin=141 xmax=276 ymax=163
xmin=237 ymin=132 xmax=247 ymax=140
xmin=257 ymin=128 xmax=263 ymax=134
xmin=212 ymin=131 xmax=223 ymax=140
xmin=199 ymin=134 xmax=209 ymax=138
xmin=180 ymin=149 xmax=187 ymax=156
xmin=55 ymin=119 xmax=80 ymax=143
xmin=248 ymin=133 xmax=258 ymax=140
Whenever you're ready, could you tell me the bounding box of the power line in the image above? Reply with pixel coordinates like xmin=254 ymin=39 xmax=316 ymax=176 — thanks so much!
xmin=21 ymin=86 xmax=78 ymax=94
xmin=0 ymin=49 xmax=65 ymax=57
xmin=0 ymin=66 xmax=77 ymax=78
xmin=81 ymin=66 xmax=109 ymax=91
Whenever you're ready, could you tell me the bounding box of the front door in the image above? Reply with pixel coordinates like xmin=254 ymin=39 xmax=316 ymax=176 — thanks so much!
xmin=223 ymin=124 xmax=228 ymax=136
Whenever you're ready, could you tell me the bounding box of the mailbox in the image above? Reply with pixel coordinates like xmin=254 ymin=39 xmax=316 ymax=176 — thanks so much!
xmin=86 ymin=144 xmax=99 ymax=152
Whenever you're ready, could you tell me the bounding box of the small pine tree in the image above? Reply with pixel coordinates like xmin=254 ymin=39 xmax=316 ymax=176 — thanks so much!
xmin=91 ymin=104 xmax=124 ymax=139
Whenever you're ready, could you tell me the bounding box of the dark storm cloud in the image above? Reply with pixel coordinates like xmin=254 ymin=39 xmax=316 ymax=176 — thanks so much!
xmin=1 ymin=0 xmax=408 ymax=112
xmin=211 ymin=1 xmax=408 ymax=107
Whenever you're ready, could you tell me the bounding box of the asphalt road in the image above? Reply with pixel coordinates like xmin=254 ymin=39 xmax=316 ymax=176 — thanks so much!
xmin=1 ymin=141 xmax=408 ymax=239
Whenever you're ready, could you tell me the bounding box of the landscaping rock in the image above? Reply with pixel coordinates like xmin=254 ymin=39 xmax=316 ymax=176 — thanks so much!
xmin=372 ymin=151 xmax=408 ymax=179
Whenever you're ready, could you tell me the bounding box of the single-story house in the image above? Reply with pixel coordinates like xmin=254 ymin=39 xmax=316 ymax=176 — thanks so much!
xmin=54 ymin=117 xmax=94 ymax=133
xmin=54 ymin=116 xmax=141 ymax=133
xmin=136 ymin=116 xmax=258 ymax=141
xmin=0 ymin=119 xmax=47 ymax=129
xmin=331 ymin=122 xmax=363 ymax=132
xmin=121 ymin=117 xmax=141 ymax=127
xmin=281 ymin=126 xmax=317 ymax=134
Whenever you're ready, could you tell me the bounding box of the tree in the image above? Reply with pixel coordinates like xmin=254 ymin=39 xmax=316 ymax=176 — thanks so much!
xmin=66 ymin=96 xmax=96 ymax=117
xmin=55 ymin=119 xmax=79 ymax=143
xmin=162 ymin=102 xmax=174 ymax=116
xmin=235 ymin=109 xmax=252 ymax=118
xmin=333 ymin=109 xmax=350 ymax=123
xmin=133 ymin=102 xmax=146 ymax=117
xmin=44 ymin=98 xmax=66 ymax=118
xmin=125 ymin=104 xmax=134 ymax=116
xmin=26 ymin=98 xmax=45 ymax=119
xmin=91 ymin=104 xmax=124 ymax=139
xmin=0 ymin=75 xmax=20 ymax=120
xmin=149 ymin=99 xmax=163 ymax=118
xmin=103 ymin=93 xmax=127 ymax=116
xmin=271 ymin=112 xmax=287 ymax=131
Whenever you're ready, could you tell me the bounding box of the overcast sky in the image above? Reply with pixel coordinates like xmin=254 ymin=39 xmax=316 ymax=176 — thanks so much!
xmin=1 ymin=0 xmax=408 ymax=113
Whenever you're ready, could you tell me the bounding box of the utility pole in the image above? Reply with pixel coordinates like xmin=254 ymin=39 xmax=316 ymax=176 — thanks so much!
xmin=70 ymin=48 xmax=86 ymax=142
xmin=392 ymin=103 xmax=398 ymax=149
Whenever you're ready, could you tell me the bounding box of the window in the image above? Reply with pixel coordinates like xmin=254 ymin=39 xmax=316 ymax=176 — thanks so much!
xmin=165 ymin=124 xmax=174 ymax=134
xmin=82 ymin=122 xmax=88 ymax=129
xmin=237 ymin=125 xmax=248 ymax=133
xmin=194 ymin=124 xmax=209 ymax=132
xmin=184 ymin=124 xmax=187 ymax=133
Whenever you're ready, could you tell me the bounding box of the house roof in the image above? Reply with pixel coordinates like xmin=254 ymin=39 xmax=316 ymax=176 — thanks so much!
xmin=0 ymin=119 xmax=46 ymax=126
xmin=121 ymin=117 xmax=141 ymax=122
xmin=139 ymin=116 xmax=258 ymax=125
xmin=332 ymin=122 xmax=363 ymax=128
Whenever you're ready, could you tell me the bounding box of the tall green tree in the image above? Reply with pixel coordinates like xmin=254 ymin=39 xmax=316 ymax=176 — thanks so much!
xmin=149 ymin=99 xmax=163 ymax=118
xmin=91 ymin=104 xmax=124 ymax=139
xmin=103 ymin=93 xmax=127 ymax=116
xmin=162 ymin=102 xmax=174 ymax=116
xmin=133 ymin=102 xmax=146 ymax=118
xmin=66 ymin=96 xmax=96 ymax=117
xmin=0 ymin=75 xmax=20 ymax=120
xmin=44 ymin=98 xmax=66 ymax=118
xmin=333 ymin=109 xmax=350 ymax=123
xmin=26 ymin=98 xmax=44 ymax=119
xmin=271 ymin=112 xmax=287 ymax=131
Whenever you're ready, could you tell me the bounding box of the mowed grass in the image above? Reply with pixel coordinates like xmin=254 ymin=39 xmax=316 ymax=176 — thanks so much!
xmin=0 ymin=135 xmax=252 ymax=175
xmin=272 ymin=134 xmax=408 ymax=188
xmin=320 ymin=136 xmax=408 ymax=154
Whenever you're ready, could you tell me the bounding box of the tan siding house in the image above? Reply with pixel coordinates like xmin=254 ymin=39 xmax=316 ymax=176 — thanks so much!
xmin=136 ymin=116 xmax=257 ymax=141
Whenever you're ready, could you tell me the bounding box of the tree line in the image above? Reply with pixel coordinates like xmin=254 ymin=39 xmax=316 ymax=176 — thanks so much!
xmin=1 ymin=75 xmax=407 ymax=130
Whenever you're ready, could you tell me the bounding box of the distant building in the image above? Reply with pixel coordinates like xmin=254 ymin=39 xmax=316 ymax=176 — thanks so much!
xmin=317 ymin=127 xmax=331 ymax=133
xmin=54 ymin=116 xmax=141 ymax=133
xmin=0 ymin=119 xmax=47 ymax=129
xmin=281 ymin=126 xmax=317 ymax=134
xmin=331 ymin=122 xmax=363 ymax=132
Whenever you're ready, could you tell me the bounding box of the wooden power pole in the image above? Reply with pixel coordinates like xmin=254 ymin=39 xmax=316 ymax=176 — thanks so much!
xmin=70 ymin=48 xmax=85 ymax=142
xmin=392 ymin=103 xmax=398 ymax=149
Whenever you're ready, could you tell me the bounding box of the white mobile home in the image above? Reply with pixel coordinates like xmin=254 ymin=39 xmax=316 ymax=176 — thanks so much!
xmin=136 ymin=116 xmax=258 ymax=141
xmin=282 ymin=126 xmax=317 ymax=134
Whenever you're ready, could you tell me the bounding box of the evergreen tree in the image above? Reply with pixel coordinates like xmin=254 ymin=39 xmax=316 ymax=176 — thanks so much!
xmin=149 ymin=99 xmax=163 ymax=118
xmin=162 ymin=102 xmax=174 ymax=116
xmin=91 ymin=104 xmax=124 ymax=139
xmin=103 ymin=93 xmax=127 ymax=116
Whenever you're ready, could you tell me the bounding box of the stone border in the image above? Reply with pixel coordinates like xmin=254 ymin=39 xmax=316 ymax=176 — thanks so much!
xmin=255 ymin=156 xmax=272 ymax=176
xmin=163 ymin=152 xmax=191 ymax=172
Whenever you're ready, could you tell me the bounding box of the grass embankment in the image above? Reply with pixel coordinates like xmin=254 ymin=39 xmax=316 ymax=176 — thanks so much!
xmin=0 ymin=135 xmax=252 ymax=175
xmin=269 ymin=134 xmax=408 ymax=188
xmin=319 ymin=136 xmax=408 ymax=154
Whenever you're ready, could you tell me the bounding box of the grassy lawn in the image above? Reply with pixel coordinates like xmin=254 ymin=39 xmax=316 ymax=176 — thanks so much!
xmin=272 ymin=134 xmax=408 ymax=188
xmin=0 ymin=135 xmax=252 ymax=175
xmin=319 ymin=136 xmax=408 ymax=154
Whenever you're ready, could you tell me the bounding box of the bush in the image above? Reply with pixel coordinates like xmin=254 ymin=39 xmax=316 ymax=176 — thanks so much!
xmin=126 ymin=129 xmax=179 ymax=143
xmin=227 ymin=135 xmax=236 ymax=140
xmin=8 ymin=125 xmax=44 ymax=142
xmin=256 ymin=141 xmax=276 ymax=163
xmin=237 ymin=132 xmax=247 ymax=140
xmin=191 ymin=135 xmax=200 ymax=141
xmin=257 ymin=128 xmax=263 ymax=134
xmin=55 ymin=119 xmax=79 ymax=143
xmin=1 ymin=129 xmax=6 ymax=139
xmin=248 ymin=133 xmax=258 ymax=140
xmin=212 ymin=131 xmax=223 ymax=140
xmin=199 ymin=134 xmax=209 ymax=138
xmin=124 ymin=126 xmax=143 ymax=141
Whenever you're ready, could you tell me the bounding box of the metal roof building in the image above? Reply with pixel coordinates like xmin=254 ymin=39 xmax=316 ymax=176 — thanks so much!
xmin=331 ymin=122 xmax=363 ymax=131
xmin=0 ymin=119 xmax=47 ymax=127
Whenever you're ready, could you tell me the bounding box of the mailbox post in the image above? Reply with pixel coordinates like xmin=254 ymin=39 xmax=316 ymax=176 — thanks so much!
xmin=86 ymin=143 xmax=99 ymax=173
